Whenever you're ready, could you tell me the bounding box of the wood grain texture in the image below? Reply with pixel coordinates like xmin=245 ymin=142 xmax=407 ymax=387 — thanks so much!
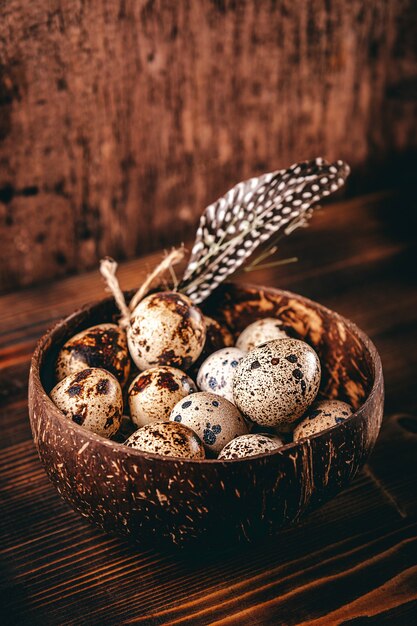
xmin=1 ymin=0 xmax=417 ymax=292
xmin=1 ymin=191 xmax=417 ymax=624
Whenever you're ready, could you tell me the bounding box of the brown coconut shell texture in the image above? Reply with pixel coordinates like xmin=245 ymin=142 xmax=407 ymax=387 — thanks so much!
xmin=29 ymin=283 xmax=384 ymax=548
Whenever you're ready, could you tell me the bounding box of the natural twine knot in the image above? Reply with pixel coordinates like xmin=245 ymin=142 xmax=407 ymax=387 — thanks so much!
xmin=99 ymin=247 xmax=186 ymax=329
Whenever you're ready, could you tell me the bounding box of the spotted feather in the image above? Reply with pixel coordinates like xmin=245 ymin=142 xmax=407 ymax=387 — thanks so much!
xmin=179 ymin=158 xmax=350 ymax=303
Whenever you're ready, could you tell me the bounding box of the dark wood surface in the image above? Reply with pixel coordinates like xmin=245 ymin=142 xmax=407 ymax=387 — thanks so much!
xmin=1 ymin=0 xmax=417 ymax=292
xmin=1 ymin=189 xmax=417 ymax=624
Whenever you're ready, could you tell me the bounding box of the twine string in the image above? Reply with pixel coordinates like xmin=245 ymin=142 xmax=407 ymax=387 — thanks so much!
xmin=99 ymin=257 xmax=131 ymax=328
xmin=99 ymin=247 xmax=186 ymax=328
xmin=128 ymin=247 xmax=185 ymax=312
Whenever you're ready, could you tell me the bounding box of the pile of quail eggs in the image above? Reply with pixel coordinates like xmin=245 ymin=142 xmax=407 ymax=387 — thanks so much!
xmin=50 ymin=291 xmax=353 ymax=460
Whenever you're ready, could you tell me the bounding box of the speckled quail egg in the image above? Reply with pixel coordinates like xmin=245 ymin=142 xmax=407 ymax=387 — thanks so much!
xmin=127 ymin=291 xmax=206 ymax=371
xmin=293 ymin=399 xmax=353 ymax=442
xmin=218 ymin=433 xmax=284 ymax=459
xmin=169 ymin=391 xmax=248 ymax=456
xmin=124 ymin=421 xmax=205 ymax=459
xmin=191 ymin=316 xmax=234 ymax=375
xmin=233 ymin=338 xmax=321 ymax=428
xmin=197 ymin=347 xmax=245 ymax=403
xmin=128 ymin=366 xmax=197 ymax=427
xmin=50 ymin=368 xmax=123 ymax=438
xmin=236 ymin=318 xmax=289 ymax=352
xmin=55 ymin=323 xmax=130 ymax=387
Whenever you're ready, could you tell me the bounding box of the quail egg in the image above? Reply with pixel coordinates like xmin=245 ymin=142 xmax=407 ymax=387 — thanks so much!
xmin=191 ymin=316 xmax=234 ymax=375
xmin=196 ymin=347 xmax=245 ymax=403
xmin=218 ymin=433 xmax=284 ymax=459
xmin=127 ymin=291 xmax=206 ymax=371
xmin=293 ymin=399 xmax=353 ymax=441
xmin=128 ymin=366 xmax=197 ymax=427
xmin=169 ymin=391 xmax=248 ymax=456
xmin=233 ymin=338 xmax=321 ymax=427
xmin=55 ymin=323 xmax=130 ymax=387
xmin=236 ymin=318 xmax=289 ymax=353
xmin=124 ymin=421 xmax=205 ymax=459
xmin=50 ymin=368 xmax=123 ymax=438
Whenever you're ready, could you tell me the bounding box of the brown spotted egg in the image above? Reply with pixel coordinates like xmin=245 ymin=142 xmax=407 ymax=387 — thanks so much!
xmin=218 ymin=433 xmax=284 ymax=459
xmin=124 ymin=421 xmax=205 ymax=459
xmin=128 ymin=366 xmax=197 ymax=427
xmin=293 ymin=399 xmax=353 ymax=442
xmin=233 ymin=338 xmax=321 ymax=427
xmin=127 ymin=291 xmax=206 ymax=371
xmin=50 ymin=368 xmax=123 ymax=438
xmin=169 ymin=391 xmax=248 ymax=456
xmin=55 ymin=323 xmax=130 ymax=387
xmin=197 ymin=347 xmax=245 ymax=403
xmin=236 ymin=318 xmax=289 ymax=352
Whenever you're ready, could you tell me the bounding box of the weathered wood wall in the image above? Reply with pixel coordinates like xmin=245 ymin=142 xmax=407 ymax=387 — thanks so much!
xmin=0 ymin=0 xmax=416 ymax=292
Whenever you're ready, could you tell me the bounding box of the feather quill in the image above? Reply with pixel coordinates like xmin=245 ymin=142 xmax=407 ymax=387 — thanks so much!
xmin=179 ymin=157 xmax=350 ymax=303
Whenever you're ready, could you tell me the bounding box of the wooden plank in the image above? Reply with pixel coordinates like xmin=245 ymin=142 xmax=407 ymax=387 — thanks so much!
xmin=1 ymin=1 xmax=417 ymax=291
xmin=0 ymin=190 xmax=413 ymax=333
xmin=0 ymin=422 xmax=416 ymax=625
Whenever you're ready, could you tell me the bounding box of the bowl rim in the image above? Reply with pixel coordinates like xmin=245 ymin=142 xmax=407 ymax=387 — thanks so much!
xmin=30 ymin=282 xmax=383 ymax=465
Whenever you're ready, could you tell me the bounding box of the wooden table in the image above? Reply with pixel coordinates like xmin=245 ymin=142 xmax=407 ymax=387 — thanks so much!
xmin=1 ymin=190 xmax=417 ymax=625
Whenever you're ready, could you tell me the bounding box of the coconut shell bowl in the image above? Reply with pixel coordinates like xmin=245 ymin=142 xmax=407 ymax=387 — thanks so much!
xmin=28 ymin=282 xmax=384 ymax=548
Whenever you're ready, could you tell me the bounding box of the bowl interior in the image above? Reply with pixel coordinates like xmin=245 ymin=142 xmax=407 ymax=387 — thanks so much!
xmin=39 ymin=283 xmax=374 ymax=415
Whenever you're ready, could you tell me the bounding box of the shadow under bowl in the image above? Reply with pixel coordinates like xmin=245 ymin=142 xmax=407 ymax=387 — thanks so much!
xmin=29 ymin=283 xmax=384 ymax=547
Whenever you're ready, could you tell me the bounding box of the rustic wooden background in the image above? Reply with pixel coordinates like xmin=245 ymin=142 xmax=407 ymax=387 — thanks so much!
xmin=1 ymin=0 xmax=417 ymax=293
